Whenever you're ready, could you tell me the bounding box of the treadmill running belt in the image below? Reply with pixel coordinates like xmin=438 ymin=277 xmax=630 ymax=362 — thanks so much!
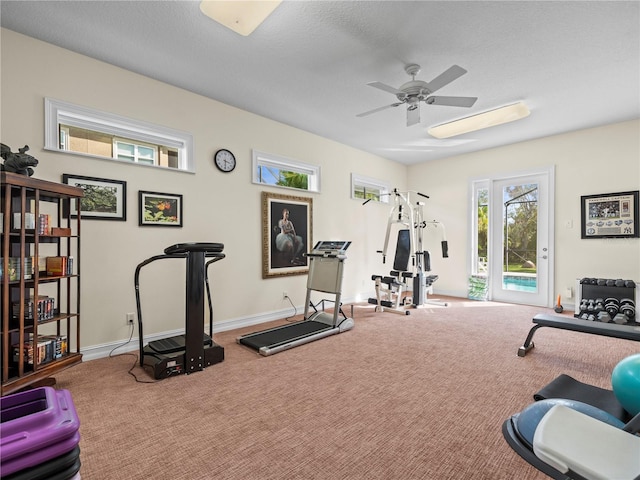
xmin=534 ymin=373 xmax=629 ymax=421
xmin=239 ymin=321 xmax=333 ymax=350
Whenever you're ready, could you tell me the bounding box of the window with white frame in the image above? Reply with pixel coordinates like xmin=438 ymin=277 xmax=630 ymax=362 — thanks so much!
xmin=113 ymin=139 xmax=158 ymax=165
xmin=471 ymin=179 xmax=489 ymax=275
xmin=351 ymin=173 xmax=390 ymax=203
xmin=45 ymin=98 xmax=194 ymax=172
xmin=252 ymin=150 xmax=320 ymax=193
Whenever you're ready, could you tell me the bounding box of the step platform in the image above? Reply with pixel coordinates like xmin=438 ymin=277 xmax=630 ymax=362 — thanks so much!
xmin=1 ymin=387 xmax=81 ymax=478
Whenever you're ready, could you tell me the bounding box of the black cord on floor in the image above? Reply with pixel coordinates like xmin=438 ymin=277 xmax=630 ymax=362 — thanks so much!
xmin=108 ymin=323 xmax=157 ymax=384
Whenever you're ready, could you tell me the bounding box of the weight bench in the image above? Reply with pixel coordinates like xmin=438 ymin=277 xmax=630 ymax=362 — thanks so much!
xmin=518 ymin=313 xmax=640 ymax=357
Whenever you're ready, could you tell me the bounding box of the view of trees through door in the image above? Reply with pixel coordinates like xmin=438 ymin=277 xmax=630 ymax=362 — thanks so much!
xmin=503 ymin=184 xmax=538 ymax=282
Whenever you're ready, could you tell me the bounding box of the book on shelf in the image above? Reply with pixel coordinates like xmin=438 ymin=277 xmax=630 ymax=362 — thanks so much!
xmin=38 ymin=214 xmax=50 ymax=235
xmin=45 ymin=256 xmax=73 ymax=276
xmin=13 ymin=212 xmax=36 ymax=230
xmin=12 ymin=334 xmax=68 ymax=366
xmin=12 ymin=295 xmax=55 ymax=322
xmin=0 ymin=257 xmax=34 ymax=280
xmin=50 ymin=227 xmax=72 ymax=236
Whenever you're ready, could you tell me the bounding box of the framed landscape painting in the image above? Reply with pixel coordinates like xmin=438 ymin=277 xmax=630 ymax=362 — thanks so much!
xmin=62 ymin=174 xmax=126 ymax=221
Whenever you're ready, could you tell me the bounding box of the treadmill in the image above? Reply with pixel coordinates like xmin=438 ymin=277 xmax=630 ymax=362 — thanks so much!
xmin=135 ymin=242 xmax=226 ymax=379
xmin=237 ymin=241 xmax=354 ymax=356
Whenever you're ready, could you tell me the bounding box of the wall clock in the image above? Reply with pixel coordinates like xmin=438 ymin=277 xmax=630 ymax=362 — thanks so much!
xmin=214 ymin=149 xmax=236 ymax=173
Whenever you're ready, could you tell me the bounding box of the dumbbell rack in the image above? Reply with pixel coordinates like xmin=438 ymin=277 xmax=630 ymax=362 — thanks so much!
xmin=575 ymin=278 xmax=638 ymax=325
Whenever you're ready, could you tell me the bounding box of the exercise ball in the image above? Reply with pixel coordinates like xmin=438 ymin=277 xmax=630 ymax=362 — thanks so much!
xmin=611 ymin=353 xmax=640 ymax=416
xmin=513 ymin=398 xmax=625 ymax=448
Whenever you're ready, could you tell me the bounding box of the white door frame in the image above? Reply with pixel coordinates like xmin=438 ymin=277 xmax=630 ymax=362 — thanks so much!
xmin=471 ymin=166 xmax=555 ymax=307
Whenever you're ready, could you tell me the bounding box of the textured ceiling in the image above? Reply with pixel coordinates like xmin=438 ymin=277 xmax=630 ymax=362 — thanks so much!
xmin=1 ymin=1 xmax=639 ymax=165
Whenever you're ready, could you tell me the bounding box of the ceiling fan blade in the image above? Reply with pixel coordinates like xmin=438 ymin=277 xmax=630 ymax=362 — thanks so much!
xmin=356 ymin=102 xmax=403 ymax=117
xmin=427 ymin=65 xmax=467 ymax=93
xmin=426 ymin=96 xmax=478 ymax=108
xmin=407 ymin=105 xmax=420 ymax=126
xmin=367 ymin=81 xmax=406 ymax=96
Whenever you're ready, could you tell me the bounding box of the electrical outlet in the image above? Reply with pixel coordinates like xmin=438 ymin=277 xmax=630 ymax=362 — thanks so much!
xmin=126 ymin=313 xmax=135 ymax=325
xmin=282 ymin=291 xmax=288 ymax=300
xmin=565 ymin=287 xmax=573 ymax=299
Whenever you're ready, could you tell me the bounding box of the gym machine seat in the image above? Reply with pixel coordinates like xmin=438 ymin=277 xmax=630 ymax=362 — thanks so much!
xmin=135 ymin=242 xmax=225 ymax=379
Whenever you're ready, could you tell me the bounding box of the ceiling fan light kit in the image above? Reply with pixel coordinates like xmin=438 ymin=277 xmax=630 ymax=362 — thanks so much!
xmin=199 ymin=0 xmax=282 ymax=36
xmin=427 ymin=102 xmax=530 ymax=139
xmin=357 ymin=63 xmax=478 ymax=127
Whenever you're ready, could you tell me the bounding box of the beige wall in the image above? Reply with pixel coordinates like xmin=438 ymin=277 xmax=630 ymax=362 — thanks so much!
xmin=1 ymin=29 xmax=405 ymax=354
xmin=407 ymin=120 xmax=640 ymax=299
xmin=2 ymin=29 xmax=639 ymax=356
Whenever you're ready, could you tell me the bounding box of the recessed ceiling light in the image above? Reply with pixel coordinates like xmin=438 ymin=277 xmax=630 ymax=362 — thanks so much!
xmin=427 ymin=102 xmax=530 ymax=139
xmin=199 ymin=1 xmax=282 ymax=36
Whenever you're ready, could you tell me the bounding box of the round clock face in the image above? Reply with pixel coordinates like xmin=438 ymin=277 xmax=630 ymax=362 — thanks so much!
xmin=214 ymin=149 xmax=236 ymax=172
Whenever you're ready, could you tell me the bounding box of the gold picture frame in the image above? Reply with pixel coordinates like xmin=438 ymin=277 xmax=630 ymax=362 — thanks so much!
xmin=262 ymin=191 xmax=312 ymax=278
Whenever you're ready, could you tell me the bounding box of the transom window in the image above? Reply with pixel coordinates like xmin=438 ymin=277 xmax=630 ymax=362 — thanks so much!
xmin=252 ymin=150 xmax=320 ymax=193
xmin=351 ymin=174 xmax=390 ymax=203
xmin=45 ymin=98 xmax=194 ymax=172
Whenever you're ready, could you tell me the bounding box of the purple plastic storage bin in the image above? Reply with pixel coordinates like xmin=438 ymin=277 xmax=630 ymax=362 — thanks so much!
xmin=1 ymin=387 xmax=80 ymax=476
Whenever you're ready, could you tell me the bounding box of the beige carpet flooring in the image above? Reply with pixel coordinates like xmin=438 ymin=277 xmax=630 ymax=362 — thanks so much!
xmin=51 ymin=297 xmax=639 ymax=479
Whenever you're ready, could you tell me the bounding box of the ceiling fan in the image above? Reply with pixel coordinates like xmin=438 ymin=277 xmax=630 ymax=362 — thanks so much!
xmin=357 ymin=64 xmax=478 ymax=127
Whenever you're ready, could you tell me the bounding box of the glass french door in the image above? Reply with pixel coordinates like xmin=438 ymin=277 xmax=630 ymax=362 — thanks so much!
xmin=472 ymin=168 xmax=554 ymax=307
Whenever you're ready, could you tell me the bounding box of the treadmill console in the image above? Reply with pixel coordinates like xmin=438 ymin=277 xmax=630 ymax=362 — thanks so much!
xmin=311 ymin=241 xmax=351 ymax=256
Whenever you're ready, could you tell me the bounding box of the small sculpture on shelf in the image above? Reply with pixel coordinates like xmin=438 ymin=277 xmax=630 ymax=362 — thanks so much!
xmin=1 ymin=143 xmax=39 ymax=176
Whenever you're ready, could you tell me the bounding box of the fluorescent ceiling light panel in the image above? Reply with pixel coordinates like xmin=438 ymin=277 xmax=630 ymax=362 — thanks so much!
xmin=199 ymin=1 xmax=282 ymax=36
xmin=427 ymin=102 xmax=530 ymax=139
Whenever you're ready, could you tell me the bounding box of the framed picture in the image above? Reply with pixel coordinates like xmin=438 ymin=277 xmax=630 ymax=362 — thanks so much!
xmin=139 ymin=191 xmax=183 ymax=227
xmin=262 ymin=191 xmax=312 ymax=278
xmin=62 ymin=174 xmax=127 ymax=221
xmin=581 ymin=190 xmax=639 ymax=239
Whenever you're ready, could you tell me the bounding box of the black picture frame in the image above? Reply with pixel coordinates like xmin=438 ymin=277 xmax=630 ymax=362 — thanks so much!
xmin=139 ymin=190 xmax=183 ymax=227
xmin=262 ymin=191 xmax=312 ymax=278
xmin=62 ymin=174 xmax=127 ymax=221
xmin=580 ymin=190 xmax=639 ymax=239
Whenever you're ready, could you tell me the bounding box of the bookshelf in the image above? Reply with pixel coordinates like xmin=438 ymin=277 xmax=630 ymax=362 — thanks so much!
xmin=1 ymin=172 xmax=83 ymax=395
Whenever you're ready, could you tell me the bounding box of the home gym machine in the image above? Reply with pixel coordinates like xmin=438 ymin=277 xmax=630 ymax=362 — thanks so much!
xmin=135 ymin=242 xmax=226 ymax=379
xmin=366 ymin=189 xmax=449 ymax=314
xmin=237 ymin=241 xmax=354 ymax=356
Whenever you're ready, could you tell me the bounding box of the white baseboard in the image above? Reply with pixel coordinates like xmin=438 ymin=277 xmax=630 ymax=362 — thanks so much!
xmin=81 ymin=299 xmax=357 ymax=361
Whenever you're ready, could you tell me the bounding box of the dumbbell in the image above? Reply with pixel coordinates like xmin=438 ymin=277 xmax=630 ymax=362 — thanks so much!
xmin=580 ymin=299 xmax=589 ymax=312
xmin=613 ymin=313 xmax=629 ymax=325
xmin=604 ymin=297 xmax=620 ymax=316
xmin=594 ymin=298 xmax=604 ymax=312
xmin=606 ymin=278 xmax=616 ymax=287
xmin=620 ymin=299 xmax=636 ymax=319
xmin=587 ymin=299 xmax=595 ymax=312
xmin=597 ymin=311 xmax=612 ymax=323
xmin=624 ymin=280 xmax=636 ymax=288
xmin=615 ymin=279 xmax=626 ymax=287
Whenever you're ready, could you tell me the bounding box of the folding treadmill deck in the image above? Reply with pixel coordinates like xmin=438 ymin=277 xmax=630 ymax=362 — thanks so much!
xmin=238 ymin=320 xmax=333 ymax=351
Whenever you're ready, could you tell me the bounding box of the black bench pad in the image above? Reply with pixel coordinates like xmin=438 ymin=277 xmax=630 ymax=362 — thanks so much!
xmin=517 ymin=313 xmax=640 ymax=357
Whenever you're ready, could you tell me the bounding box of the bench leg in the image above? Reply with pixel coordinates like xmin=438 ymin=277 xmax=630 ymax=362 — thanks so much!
xmin=518 ymin=324 xmax=543 ymax=357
